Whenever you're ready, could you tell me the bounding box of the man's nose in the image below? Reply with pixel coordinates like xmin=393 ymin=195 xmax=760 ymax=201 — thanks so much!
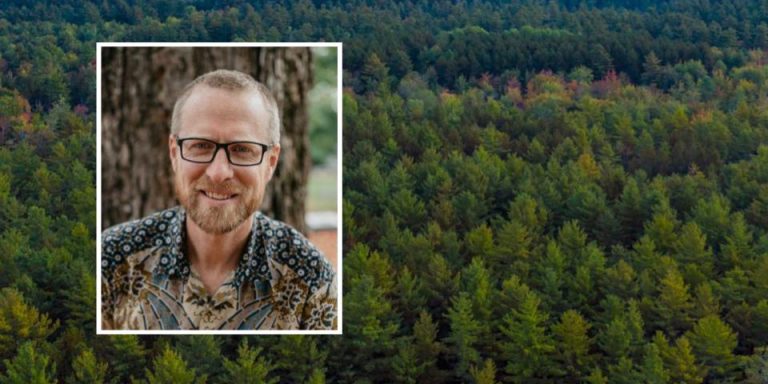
xmin=205 ymin=148 xmax=234 ymax=182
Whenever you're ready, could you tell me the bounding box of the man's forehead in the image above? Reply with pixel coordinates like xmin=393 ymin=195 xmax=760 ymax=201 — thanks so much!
xmin=184 ymin=84 xmax=265 ymax=108
xmin=179 ymin=86 xmax=270 ymax=134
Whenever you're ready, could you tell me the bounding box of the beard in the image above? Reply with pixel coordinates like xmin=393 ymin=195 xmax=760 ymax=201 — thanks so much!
xmin=175 ymin=173 xmax=262 ymax=234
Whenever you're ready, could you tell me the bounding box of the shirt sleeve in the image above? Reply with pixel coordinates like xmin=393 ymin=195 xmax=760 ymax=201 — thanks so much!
xmin=300 ymin=268 xmax=338 ymax=330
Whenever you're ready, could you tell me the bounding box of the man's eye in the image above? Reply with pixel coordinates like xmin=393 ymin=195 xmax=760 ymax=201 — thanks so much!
xmin=231 ymin=145 xmax=253 ymax=153
xmin=191 ymin=142 xmax=213 ymax=150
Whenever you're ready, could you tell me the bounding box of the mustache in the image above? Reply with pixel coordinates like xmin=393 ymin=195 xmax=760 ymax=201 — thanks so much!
xmin=192 ymin=177 xmax=243 ymax=194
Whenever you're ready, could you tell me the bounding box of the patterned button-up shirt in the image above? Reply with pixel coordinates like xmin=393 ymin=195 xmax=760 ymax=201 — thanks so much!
xmin=100 ymin=207 xmax=337 ymax=330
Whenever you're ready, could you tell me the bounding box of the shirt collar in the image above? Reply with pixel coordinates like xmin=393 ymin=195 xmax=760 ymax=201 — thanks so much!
xmin=153 ymin=207 xmax=272 ymax=288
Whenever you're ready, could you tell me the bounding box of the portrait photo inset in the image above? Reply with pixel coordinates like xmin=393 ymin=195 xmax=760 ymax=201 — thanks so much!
xmin=97 ymin=44 xmax=341 ymax=334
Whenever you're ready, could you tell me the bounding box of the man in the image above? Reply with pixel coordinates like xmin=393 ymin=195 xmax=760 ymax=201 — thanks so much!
xmin=101 ymin=69 xmax=337 ymax=330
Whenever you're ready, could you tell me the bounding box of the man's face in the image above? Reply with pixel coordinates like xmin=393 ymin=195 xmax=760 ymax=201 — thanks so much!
xmin=170 ymin=85 xmax=280 ymax=234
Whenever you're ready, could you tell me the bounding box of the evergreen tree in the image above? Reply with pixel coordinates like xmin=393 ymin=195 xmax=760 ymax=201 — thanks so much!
xmin=389 ymin=189 xmax=427 ymax=230
xmin=691 ymin=283 xmax=720 ymax=320
xmin=558 ymin=220 xmax=588 ymax=263
xmin=499 ymin=291 xmax=557 ymax=382
xmin=602 ymin=259 xmax=638 ymax=300
xmin=652 ymin=332 xmax=705 ymax=384
xmin=673 ymin=222 xmax=714 ymax=280
xmin=607 ymin=357 xmax=642 ymax=384
xmin=506 ymin=193 xmax=547 ymax=236
xmin=534 ymin=241 xmax=566 ymax=312
xmin=270 ymin=336 xmax=325 ymax=383
xmin=721 ymin=212 xmax=754 ymax=270
xmin=492 ymin=220 xmax=532 ymax=277
xmin=640 ymin=343 xmax=670 ymax=384
xmin=469 ymin=359 xmax=499 ymax=384
xmin=551 ymin=309 xmax=593 ymax=381
xmin=422 ymin=253 xmax=459 ymax=318
xmin=465 ymin=224 xmax=494 ymax=259
xmin=686 ymin=315 xmax=739 ymax=380
xmin=718 ymin=267 xmax=752 ymax=305
xmin=0 ymin=288 xmax=58 ymax=361
xmin=394 ymin=266 xmax=426 ymax=326
xmin=174 ymin=336 xmax=224 ymax=379
xmin=0 ymin=342 xmax=56 ymax=384
xmin=495 ymin=275 xmax=533 ymax=319
xmin=53 ymin=325 xmax=87 ymax=382
xmin=444 ymin=292 xmax=481 ymax=381
xmin=391 ymin=338 xmax=424 ymax=384
xmin=643 ymin=202 xmax=679 ymax=254
xmin=341 ymin=274 xmax=398 ymax=380
xmin=631 ymin=235 xmax=662 ymax=276
xmin=67 ymin=348 xmax=107 ymax=384
xmin=220 ymin=340 xmax=277 ymax=384
xmin=597 ymin=295 xmax=626 ymax=329
xmin=106 ymin=335 xmax=147 ymax=383
xmin=691 ymin=194 xmax=731 ymax=253
xmin=460 ymin=257 xmax=494 ymax=330
xmin=358 ymin=53 xmax=390 ymax=93
xmin=412 ymin=311 xmax=446 ymax=384
xmin=144 ymin=345 xmax=205 ymax=384
xmin=62 ymin=263 xmax=96 ymax=330
xmin=654 ymin=268 xmax=693 ymax=334
xmin=599 ymin=317 xmax=632 ymax=362
xmin=344 ymin=244 xmax=394 ymax=294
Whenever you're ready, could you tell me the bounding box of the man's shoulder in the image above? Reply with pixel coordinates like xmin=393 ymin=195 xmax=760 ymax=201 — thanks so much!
xmin=101 ymin=207 xmax=182 ymax=271
xmin=253 ymin=213 xmax=335 ymax=287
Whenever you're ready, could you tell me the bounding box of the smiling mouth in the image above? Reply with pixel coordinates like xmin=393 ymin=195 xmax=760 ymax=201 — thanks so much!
xmin=200 ymin=191 xmax=238 ymax=201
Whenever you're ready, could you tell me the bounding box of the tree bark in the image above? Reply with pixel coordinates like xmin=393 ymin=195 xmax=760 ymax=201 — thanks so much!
xmin=101 ymin=46 xmax=312 ymax=234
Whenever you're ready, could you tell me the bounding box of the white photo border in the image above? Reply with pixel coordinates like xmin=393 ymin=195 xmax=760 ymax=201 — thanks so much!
xmin=96 ymin=42 xmax=343 ymax=335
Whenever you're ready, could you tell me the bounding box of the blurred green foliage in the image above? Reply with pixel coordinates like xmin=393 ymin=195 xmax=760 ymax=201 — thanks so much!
xmin=309 ymin=47 xmax=338 ymax=166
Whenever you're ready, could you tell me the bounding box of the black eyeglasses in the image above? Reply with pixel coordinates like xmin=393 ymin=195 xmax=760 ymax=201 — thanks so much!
xmin=176 ymin=137 xmax=273 ymax=166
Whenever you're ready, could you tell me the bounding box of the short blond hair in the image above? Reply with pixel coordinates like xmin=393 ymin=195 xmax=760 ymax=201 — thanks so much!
xmin=171 ymin=69 xmax=280 ymax=143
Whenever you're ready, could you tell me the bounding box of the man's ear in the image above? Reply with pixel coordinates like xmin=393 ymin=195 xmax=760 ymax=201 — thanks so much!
xmin=169 ymin=134 xmax=179 ymax=173
xmin=267 ymin=144 xmax=281 ymax=180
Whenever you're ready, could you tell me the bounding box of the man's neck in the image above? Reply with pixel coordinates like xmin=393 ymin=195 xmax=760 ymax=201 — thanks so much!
xmin=185 ymin=215 xmax=253 ymax=290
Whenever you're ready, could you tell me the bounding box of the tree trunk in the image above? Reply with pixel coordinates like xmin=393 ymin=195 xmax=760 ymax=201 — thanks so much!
xmin=101 ymin=46 xmax=312 ymax=234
